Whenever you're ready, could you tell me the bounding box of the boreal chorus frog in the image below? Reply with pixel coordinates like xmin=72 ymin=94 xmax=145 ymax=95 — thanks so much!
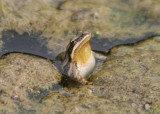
xmin=62 ymin=31 xmax=95 ymax=84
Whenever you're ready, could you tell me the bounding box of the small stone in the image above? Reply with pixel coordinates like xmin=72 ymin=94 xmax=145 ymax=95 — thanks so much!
xmin=136 ymin=47 xmax=144 ymax=50
xmin=96 ymin=31 xmax=101 ymax=35
xmin=144 ymin=104 xmax=151 ymax=110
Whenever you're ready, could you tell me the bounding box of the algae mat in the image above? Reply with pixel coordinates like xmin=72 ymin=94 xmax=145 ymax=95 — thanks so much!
xmin=0 ymin=0 xmax=160 ymax=113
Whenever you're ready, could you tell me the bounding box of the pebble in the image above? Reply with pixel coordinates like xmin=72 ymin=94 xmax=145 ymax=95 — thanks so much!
xmin=144 ymin=104 xmax=151 ymax=110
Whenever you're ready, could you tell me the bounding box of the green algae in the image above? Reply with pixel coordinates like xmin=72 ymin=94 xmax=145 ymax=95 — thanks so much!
xmin=0 ymin=53 xmax=61 ymax=113
xmin=0 ymin=0 xmax=160 ymax=113
xmin=89 ymin=36 xmax=160 ymax=113
xmin=151 ymin=100 xmax=160 ymax=113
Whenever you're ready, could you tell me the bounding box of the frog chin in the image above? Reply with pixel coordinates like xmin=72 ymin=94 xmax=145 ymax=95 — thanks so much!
xmin=77 ymin=52 xmax=95 ymax=78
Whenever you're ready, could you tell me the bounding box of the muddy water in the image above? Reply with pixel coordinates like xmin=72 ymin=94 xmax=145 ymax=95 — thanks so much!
xmin=0 ymin=0 xmax=160 ymax=113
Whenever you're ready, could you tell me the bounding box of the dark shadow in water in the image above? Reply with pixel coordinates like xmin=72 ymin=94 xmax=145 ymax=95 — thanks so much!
xmin=0 ymin=30 xmax=54 ymax=60
xmin=90 ymin=32 xmax=160 ymax=54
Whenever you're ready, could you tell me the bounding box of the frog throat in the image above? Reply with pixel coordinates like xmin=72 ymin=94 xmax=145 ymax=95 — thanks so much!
xmin=72 ymin=41 xmax=91 ymax=66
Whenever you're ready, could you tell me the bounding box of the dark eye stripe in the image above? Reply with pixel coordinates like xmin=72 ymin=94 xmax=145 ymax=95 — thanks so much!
xmin=71 ymin=33 xmax=88 ymax=44
xmin=67 ymin=32 xmax=88 ymax=61
xmin=74 ymin=33 xmax=86 ymax=43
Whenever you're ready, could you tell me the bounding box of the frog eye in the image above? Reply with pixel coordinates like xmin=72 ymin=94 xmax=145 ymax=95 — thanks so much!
xmin=71 ymin=40 xmax=75 ymax=44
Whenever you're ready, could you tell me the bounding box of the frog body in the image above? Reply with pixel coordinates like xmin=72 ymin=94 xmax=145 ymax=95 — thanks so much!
xmin=62 ymin=32 xmax=95 ymax=84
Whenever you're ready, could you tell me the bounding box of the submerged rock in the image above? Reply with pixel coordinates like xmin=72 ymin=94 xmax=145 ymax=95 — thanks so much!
xmin=0 ymin=53 xmax=61 ymax=113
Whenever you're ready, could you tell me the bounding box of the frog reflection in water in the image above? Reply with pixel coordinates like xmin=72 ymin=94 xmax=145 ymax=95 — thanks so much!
xmin=62 ymin=32 xmax=95 ymax=84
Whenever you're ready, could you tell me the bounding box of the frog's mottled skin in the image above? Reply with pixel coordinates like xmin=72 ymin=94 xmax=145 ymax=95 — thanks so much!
xmin=62 ymin=32 xmax=95 ymax=84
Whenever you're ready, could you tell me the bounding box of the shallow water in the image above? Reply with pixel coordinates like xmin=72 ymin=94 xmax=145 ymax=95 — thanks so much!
xmin=0 ymin=30 xmax=51 ymax=58
xmin=0 ymin=0 xmax=160 ymax=56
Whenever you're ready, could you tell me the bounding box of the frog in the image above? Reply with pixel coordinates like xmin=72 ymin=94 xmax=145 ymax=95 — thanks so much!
xmin=61 ymin=31 xmax=95 ymax=84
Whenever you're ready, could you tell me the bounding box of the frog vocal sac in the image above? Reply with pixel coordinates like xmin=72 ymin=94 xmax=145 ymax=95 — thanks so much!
xmin=62 ymin=32 xmax=95 ymax=84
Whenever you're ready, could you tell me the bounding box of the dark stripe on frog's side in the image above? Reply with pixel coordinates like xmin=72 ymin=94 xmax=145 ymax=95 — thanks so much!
xmin=63 ymin=61 xmax=71 ymax=75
